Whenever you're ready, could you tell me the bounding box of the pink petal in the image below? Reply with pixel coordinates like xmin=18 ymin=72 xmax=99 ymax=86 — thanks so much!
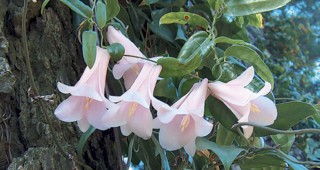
xmin=125 ymin=106 xmax=153 ymax=139
xmin=192 ymin=115 xmax=213 ymax=137
xmin=77 ymin=118 xmax=90 ymax=132
xmin=122 ymin=65 xmax=140 ymax=89
xmin=208 ymin=81 xmax=253 ymax=106
xmin=107 ymin=26 xmax=145 ymax=63
xmin=102 ymin=102 xmax=127 ymax=127
xmin=223 ymin=102 xmax=251 ymax=120
xmin=112 ymin=60 xmax=133 ymax=79
xmin=179 ymin=79 xmax=208 ymax=117
xmin=250 ymin=82 xmax=272 ymax=100
xmin=184 ymin=139 xmax=197 ymax=156
xmin=227 ymin=66 xmax=254 ymax=87
xmin=58 ymin=83 xmax=103 ymax=101
xmin=243 ymin=126 xmax=254 ymax=139
xmin=54 ymin=96 xmax=85 ymax=122
xmin=153 ymin=117 xmax=162 ymax=129
xmin=248 ymin=96 xmax=277 ymax=126
xmin=158 ymin=115 xmax=196 ymax=151
xmin=86 ymin=100 xmax=109 ymax=130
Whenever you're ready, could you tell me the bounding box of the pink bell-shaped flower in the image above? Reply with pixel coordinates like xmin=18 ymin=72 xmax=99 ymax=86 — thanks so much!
xmin=102 ymin=62 xmax=162 ymax=140
xmin=208 ymin=66 xmax=277 ymax=138
xmin=54 ymin=46 xmax=112 ymax=132
xmin=152 ymin=79 xmax=213 ymax=156
xmin=107 ymin=26 xmax=145 ymax=89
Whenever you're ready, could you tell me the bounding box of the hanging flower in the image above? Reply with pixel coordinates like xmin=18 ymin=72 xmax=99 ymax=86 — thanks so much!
xmin=102 ymin=62 xmax=162 ymax=140
xmin=107 ymin=26 xmax=145 ymax=89
xmin=208 ymin=66 xmax=277 ymax=138
xmin=152 ymin=79 xmax=213 ymax=156
xmin=54 ymin=46 xmax=112 ymax=132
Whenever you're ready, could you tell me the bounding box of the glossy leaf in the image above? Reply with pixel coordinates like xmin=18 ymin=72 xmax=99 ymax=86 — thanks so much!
xmin=160 ymin=12 xmax=209 ymax=29
xmin=224 ymin=0 xmax=291 ymax=17
xmin=196 ymin=137 xmax=244 ymax=170
xmin=154 ymin=78 xmax=177 ymax=99
xmin=105 ymin=0 xmax=120 ymax=21
xmin=82 ymin=31 xmax=97 ymax=68
xmin=255 ymin=101 xmax=317 ymax=136
xmin=107 ymin=43 xmax=125 ymax=62
xmin=224 ymin=45 xmax=274 ymax=88
xmin=157 ymin=31 xmax=212 ymax=77
xmin=216 ymin=124 xmax=236 ymax=146
xmin=77 ymin=126 xmax=96 ymax=157
xmin=95 ymin=0 xmax=107 ymax=29
xmin=60 ymin=0 xmax=93 ymax=18
xmin=271 ymin=130 xmax=295 ymax=154
xmin=247 ymin=13 xmax=264 ymax=28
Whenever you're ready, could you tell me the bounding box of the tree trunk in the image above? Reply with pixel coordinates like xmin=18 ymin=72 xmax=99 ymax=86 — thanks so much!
xmin=0 ymin=1 xmax=118 ymax=169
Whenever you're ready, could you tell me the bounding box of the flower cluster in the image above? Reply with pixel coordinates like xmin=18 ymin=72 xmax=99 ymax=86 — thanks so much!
xmin=54 ymin=26 xmax=277 ymax=156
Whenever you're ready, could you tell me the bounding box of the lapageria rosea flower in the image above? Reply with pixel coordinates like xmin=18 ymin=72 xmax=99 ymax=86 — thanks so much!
xmin=208 ymin=66 xmax=277 ymax=138
xmin=152 ymin=79 xmax=213 ymax=156
xmin=102 ymin=62 xmax=162 ymax=140
xmin=107 ymin=26 xmax=145 ymax=89
xmin=54 ymin=46 xmax=111 ymax=132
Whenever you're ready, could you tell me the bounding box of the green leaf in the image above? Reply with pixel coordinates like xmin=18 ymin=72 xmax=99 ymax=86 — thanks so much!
xmin=77 ymin=126 xmax=96 ymax=157
xmin=154 ymin=78 xmax=177 ymax=99
xmin=247 ymin=13 xmax=264 ymax=28
xmin=41 ymin=0 xmax=50 ymax=14
xmin=160 ymin=12 xmax=209 ymax=29
xmin=271 ymin=130 xmax=295 ymax=154
xmin=157 ymin=56 xmax=201 ymax=77
xmin=255 ymin=101 xmax=317 ymax=136
xmin=82 ymin=31 xmax=97 ymax=68
xmin=216 ymin=124 xmax=236 ymax=146
xmin=105 ymin=0 xmax=120 ymax=21
xmin=149 ymin=8 xmax=177 ymax=44
xmin=60 ymin=0 xmax=93 ymax=18
xmin=224 ymin=45 xmax=274 ymax=88
xmin=107 ymin=43 xmax=125 ymax=62
xmin=140 ymin=0 xmax=159 ymax=6
xmin=95 ymin=0 xmax=107 ymax=29
xmin=157 ymin=32 xmax=212 ymax=77
xmin=196 ymin=137 xmax=244 ymax=170
xmin=224 ymin=0 xmax=291 ymax=17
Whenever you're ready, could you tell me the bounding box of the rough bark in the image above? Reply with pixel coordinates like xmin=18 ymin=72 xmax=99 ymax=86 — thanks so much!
xmin=0 ymin=0 xmax=118 ymax=169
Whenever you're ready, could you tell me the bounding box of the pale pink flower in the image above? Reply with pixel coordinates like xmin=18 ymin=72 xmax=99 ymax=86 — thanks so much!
xmin=54 ymin=46 xmax=112 ymax=132
xmin=152 ymin=79 xmax=213 ymax=156
xmin=107 ymin=26 xmax=145 ymax=89
xmin=102 ymin=62 xmax=162 ymax=140
xmin=208 ymin=66 xmax=277 ymax=138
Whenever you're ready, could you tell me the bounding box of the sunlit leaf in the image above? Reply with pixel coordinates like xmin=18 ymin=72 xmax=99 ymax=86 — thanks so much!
xmin=247 ymin=13 xmax=264 ymax=28
xmin=160 ymin=12 xmax=209 ymax=29
xmin=196 ymin=137 xmax=244 ymax=170
xmin=225 ymin=0 xmax=291 ymax=16
xmin=60 ymin=0 xmax=93 ymax=18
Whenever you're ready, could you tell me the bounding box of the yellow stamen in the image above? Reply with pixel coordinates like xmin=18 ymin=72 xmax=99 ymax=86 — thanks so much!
xmin=84 ymin=98 xmax=93 ymax=110
xmin=128 ymin=103 xmax=138 ymax=117
xmin=180 ymin=115 xmax=190 ymax=132
xmin=250 ymin=103 xmax=261 ymax=113
xmin=132 ymin=64 xmax=140 ymax=75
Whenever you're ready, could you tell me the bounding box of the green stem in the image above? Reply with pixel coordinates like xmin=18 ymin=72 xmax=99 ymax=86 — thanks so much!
xmin=123 ymin=54 xmax=157 ymax=63
xmin=127 ymin=135 xmax=136 ymax=169
xmin=232 ymin=122 xmax=320 ymax=135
